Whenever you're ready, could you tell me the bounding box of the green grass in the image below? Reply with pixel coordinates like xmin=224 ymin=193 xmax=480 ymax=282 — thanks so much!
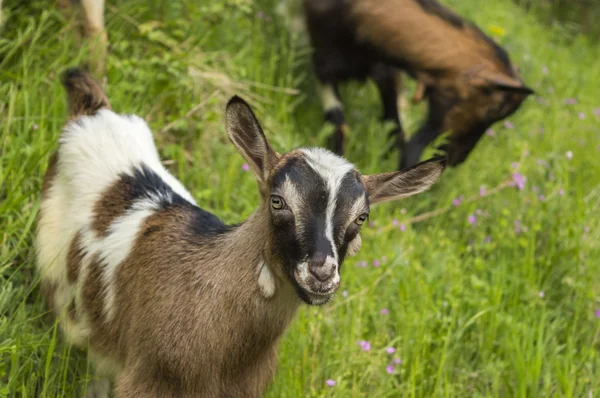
xmin=1 ymin=0 xmax=600 ymax=396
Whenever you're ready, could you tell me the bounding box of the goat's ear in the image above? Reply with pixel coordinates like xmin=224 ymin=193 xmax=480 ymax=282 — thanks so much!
xmin=362 ymin=157 xmax=446 ymax=205
xmin=225 ymin=96 xmax=280 ymax=183
xmin=474 ymin=70 xmax=534 ymax=96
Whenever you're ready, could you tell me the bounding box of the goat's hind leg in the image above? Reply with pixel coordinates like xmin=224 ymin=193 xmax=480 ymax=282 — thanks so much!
xmin=79 ymin=0 xmax=107 ymax=81
xmin=318 ymin=82 xmax=348 ymax=156
xmin=83 ymin=353 xmax=118 ymax=398
xmin=371 ymin=64 xmax=406 ymax=161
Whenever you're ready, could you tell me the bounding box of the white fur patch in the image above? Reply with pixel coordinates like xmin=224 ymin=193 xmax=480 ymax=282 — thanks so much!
xmin=318 ymin=84 xmax=343 ymax=112
xmin=36 ymin=109 xmax=195 ymax=342
xmin=301 ymin=148 xmax=354 ymax=261
xmin=257 ymin=261 xmax=276 ymax=299
xmin=90 ymin=199 xmax=158 ymax=320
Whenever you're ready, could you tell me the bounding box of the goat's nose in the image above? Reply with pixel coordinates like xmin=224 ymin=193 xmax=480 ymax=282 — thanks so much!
xmin=308 ymin=253 xmax=337 ymax=282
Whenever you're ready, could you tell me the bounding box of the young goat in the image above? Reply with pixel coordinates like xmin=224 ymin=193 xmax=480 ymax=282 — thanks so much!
xmin=1 ymin=0 xmax=107 ymax=78
xmin=302 ymin=0 xmax=534 ymax=168
xmin=37 ymin=69 xmax=445 ymax=397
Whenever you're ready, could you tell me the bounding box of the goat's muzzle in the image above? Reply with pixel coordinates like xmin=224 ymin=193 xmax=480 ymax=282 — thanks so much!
xmin=294 ymin=253 xmax=340 ymax=305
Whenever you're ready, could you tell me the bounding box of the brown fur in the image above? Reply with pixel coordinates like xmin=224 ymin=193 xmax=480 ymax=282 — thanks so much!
xmin=41 ymin=153 xmax=58 ymax=200
xmin=61 ymin=68 xmax=110 ymax=120
xmin=81 ymin=203 xmax=298 ymax=397
xmin=91 ymin=178 xmax=132 ymax=237
xmin=40 ymin=280 xmax=58 ymax=314
xmin=66 ymin=230 xmax=85 ymax=283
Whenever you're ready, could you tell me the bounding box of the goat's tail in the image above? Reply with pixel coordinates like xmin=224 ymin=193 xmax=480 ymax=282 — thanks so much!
xmin=61 ymin=67 xmax=110 ymax=119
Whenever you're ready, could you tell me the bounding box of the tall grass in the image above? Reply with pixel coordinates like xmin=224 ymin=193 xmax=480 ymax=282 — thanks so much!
xmin=1 ymin=0 xmax=599 ymax=396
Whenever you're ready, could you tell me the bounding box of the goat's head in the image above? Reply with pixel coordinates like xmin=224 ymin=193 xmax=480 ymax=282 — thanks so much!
xmin=424 ymin=66 xmax=533 ymax=166
xmin=225 ymin=96 xmax=445 ymax=305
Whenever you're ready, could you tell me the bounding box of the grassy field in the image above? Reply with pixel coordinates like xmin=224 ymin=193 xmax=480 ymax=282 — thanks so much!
xmin=1 ymin=0 xmax=600 ymax=396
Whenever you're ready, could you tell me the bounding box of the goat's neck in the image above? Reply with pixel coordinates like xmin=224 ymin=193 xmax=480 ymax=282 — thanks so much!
xmin=202 ymin=205 xmax=300 ymax=324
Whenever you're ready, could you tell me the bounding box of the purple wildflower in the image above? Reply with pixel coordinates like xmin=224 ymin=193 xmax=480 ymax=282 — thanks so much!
xmin=357 ymin=261 xmax=367 ymax=268
xmin=511 ymin=162 xmax=519 ymax=169
xmin=256 ymin=11 xmax=264 ymax=18
xmin=594 ymin=108 xmax=600 ymax=116
xmin=486 ymin=128 xmax=496 ymax=137
xmin=373 ymin=259 xmax=381 ymax=267
xmin=559 ymin=188 xmax=565 ymax=196
xmin=468 ymin=215 xmax=477 ymax=225
xmin=479 ymin=186 xmax=486 ymax=197
xmin=578 ymin=112 xmax=586 ymax=120
xmin=539 ymin=291 xmax=545 ymax=298
xmin=564 ymin=98 xmax=578 ymax=105
xmin=566 ymin=151 xmax=573 ymax=160
xmin=503 ymin=121 xmax=514 ymax=129
xmin=342 ymin=290 xmax=348 ymax=298
xmin=369 ymin=221 xmax=375 ymax=228
xmin=392 ymin=357 xmax=403 ymax=364
xmin=539 ymin=194 xmax=545 ymax=201
xmin=33 ymin=123 xmax=39 ymax=130
xmin=386 ymin=365 xmax=395 ymax=374
xmin=326 ymin=379 xmax=336 ymax=387
xmin=485 ymin=236 xmax=492 ymax=243
xmin=515 ymin=220 xmax=522 ymax=235
xmin=512 ymin=172 xmax=527 ymax=190
xmin=386 ymin=347 xmax=396 ymax=355
xmin=399 ymin=224 xmax=406 ymax=231
xmin=358 ymin=340 xmax=371 ymax=351
xmin=595 ymin=310 xmax=600 ymax=318
xmin=242 ymin=163 xmax=250 ymax=172
xmin=380 ymin=308 xmax=389 ymax=315
xmin=452 ymin=198 xmax=461 ymax=206
xmin=392 ymin=219 xmax=399 ymax=226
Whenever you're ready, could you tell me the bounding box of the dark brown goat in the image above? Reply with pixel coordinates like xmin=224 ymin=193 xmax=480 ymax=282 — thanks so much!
xmin=302 ymin=0 xmax=534 ymax=168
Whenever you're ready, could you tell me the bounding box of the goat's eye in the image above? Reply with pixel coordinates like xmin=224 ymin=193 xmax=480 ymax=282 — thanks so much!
xmin=270 ymin=195 xmax=285 ymax=210
xmin=355 ymin=213 xmax=368 ymax=226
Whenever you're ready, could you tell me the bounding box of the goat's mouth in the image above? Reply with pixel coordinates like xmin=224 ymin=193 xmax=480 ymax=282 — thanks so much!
xmin=293 ymin=264 xmax=340 ymax=306
xmin=295 ymin=285 xmax=336 ymax=306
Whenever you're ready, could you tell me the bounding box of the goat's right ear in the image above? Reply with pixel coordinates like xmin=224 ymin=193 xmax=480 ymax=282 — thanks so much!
xmin=225 ymin=96 xmax=280 ymax=183
xmin=362 ymin=157 xmax=446 ymax=205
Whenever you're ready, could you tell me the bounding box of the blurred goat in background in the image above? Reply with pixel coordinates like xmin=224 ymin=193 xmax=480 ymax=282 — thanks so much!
xmin=283 ymin=0 xmax=534 ymax=168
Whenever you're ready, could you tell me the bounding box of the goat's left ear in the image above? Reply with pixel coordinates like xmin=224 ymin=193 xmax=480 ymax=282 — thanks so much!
xmin=225 ymin=96 xmax=280 ymax=184
xmin=362 ymin=157 xmax=446 ymax=205
xmin=474 ymin=70 xmax=535 ymax=96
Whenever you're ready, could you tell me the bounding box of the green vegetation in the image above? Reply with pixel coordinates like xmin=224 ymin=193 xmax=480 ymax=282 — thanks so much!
xmin=1 ymin=0 xmax=599 ymax=396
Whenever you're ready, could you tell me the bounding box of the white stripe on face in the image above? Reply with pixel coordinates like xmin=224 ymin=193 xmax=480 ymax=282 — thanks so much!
xmin=301 ymin=148 xmax=354 ymax=261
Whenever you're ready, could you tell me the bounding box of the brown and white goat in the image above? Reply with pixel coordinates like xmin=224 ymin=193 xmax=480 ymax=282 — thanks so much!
xmin=302 ymin=0 xmax=534 ymax=168
xmin=0 ymin=0 xmax=107 ymax=78
xmin=36 ymin=69 xmax=445 ymax=397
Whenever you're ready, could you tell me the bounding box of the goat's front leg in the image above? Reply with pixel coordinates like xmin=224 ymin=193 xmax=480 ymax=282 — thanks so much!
xmin=401 ymin=121 xmax=441 ymax=169
xmin=370 ymin=64 xmax=406 ymax=163
xmin=79 ymin=0 xmax=107 ymax=81
xmin=318 ymin=82 xmax=348 ymax=156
